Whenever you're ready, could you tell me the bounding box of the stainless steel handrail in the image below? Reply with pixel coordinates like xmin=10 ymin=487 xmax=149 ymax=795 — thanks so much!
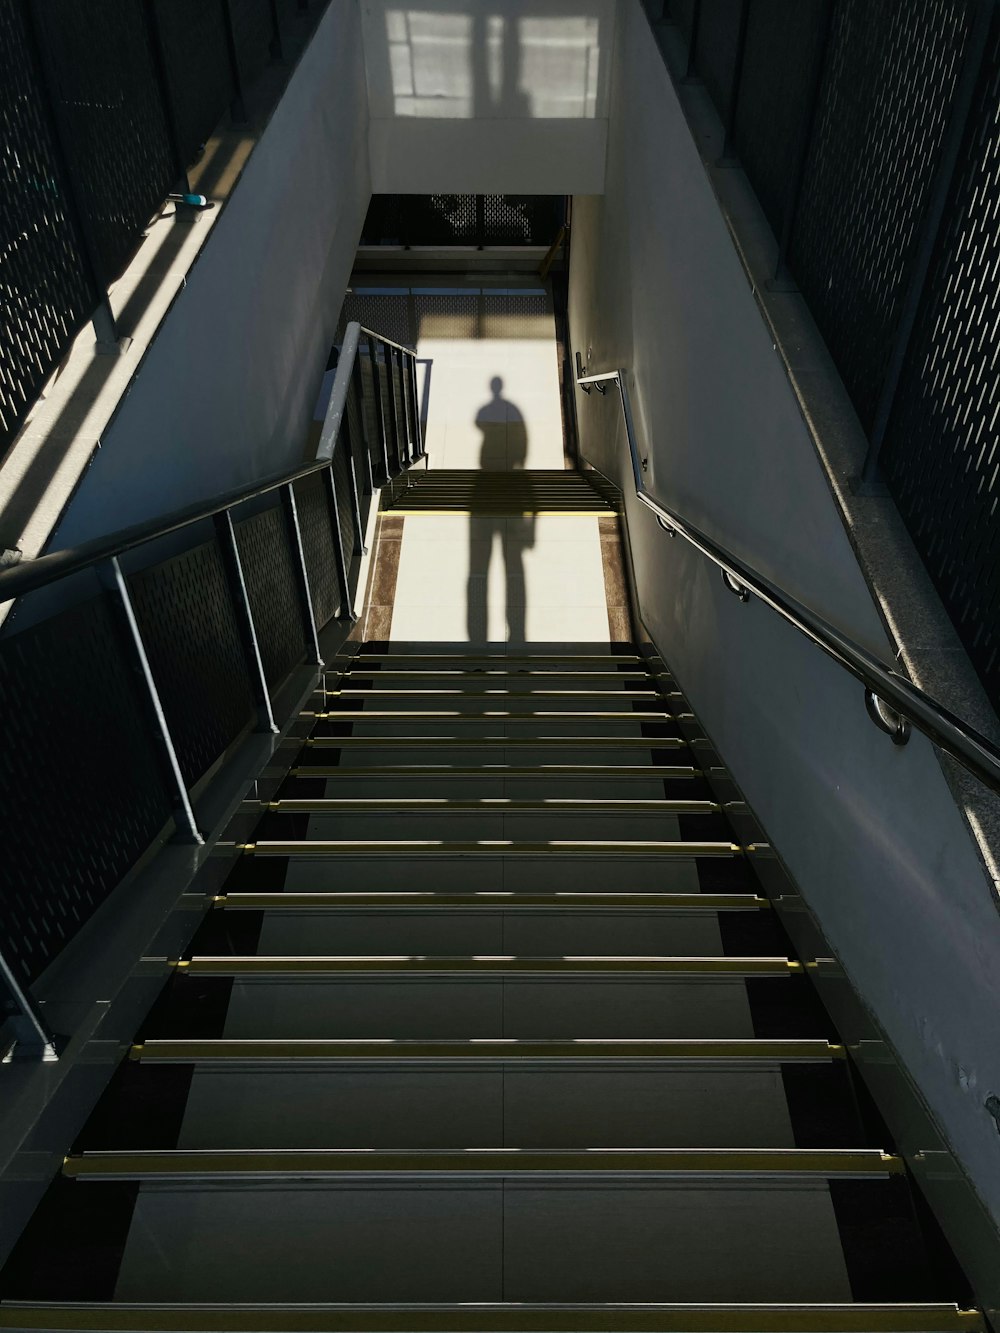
xmin=577 ymin=368 xmax=1000 ymax=796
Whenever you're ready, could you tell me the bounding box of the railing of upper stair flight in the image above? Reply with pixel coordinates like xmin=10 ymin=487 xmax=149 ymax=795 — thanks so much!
xmin=0 ymin=323 xmax=424 ymax=1061
xmin=576 ymin=368 xmax=1000 ymax=798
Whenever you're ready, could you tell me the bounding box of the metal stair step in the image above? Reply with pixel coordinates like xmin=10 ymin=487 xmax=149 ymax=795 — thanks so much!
xmin=208 ymin=892 xmax=763 ymax=911
xmin=174 ymin=956 xmax=796 ymax=978
xmin=239 ymin=840 xmax=739 ymax=859
xmin=0 ymin=1302 xmax=980 ymax=1332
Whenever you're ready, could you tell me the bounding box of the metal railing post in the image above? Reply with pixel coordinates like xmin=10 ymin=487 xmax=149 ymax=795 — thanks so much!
xmin=19 ymin=0 xmax=125 ymax=352
xmin=684 ymin=0 xmax=702 ymax=80
xmin=368 ymin=335 xmax=393 ymax=481
xmin=1 ymin=952 xmax=58 ymax=1062
xmin=768 ymin=0 xmax=836 ymax=290
xmin=220 ymin=0 xmax=249 ymax=122
xmin=408 ymin=352 xmax=425 ymax=459
xmin=98 ymin=556 xmax=204 ymax=843
xmin=323 ymin=465 xmax=357 ymax=623
xmin=342 ymin=423 xmax=368 ymax=556
xmin=281 ymin=484 xmax=323 ymax=666
xmin=213 ymin=511 xmax=279 ymax=734
xmin=718 ymin=0 xmax=751 ymax=164
xmin=143 ymin=0 xmax=194 ymax=194
xmin=350 ymin=355 xmax=376 ymax=495
xmin=267 ymin=0 xmax=285 ymax=60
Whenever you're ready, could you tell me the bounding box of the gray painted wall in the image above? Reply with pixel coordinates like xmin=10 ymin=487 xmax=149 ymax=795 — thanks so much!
xmin=360 ymin=0 xmax=614 ymax=195
xmin=569 ymin=4 xmax=1000 ymax=1230
xmin=54 ymin=0 xmax=371 ymax=548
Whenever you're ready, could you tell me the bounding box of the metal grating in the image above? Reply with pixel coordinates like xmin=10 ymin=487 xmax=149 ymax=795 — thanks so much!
xmin=882 ymin=8 xmax=1000 ymax=713
xmin=227 ymin=0 xmax=277 ymax=89
xmin=339 ymin=293 xmax=414 ymax=349
xmin=789 ymin=0 xmax=974 ymax=431
xmin=360 ymin=195 xmax=565 ymax=247
xmin=150 ymin=0 xmax=234 ymax=168
xmin=358 ymin=352 xmax=385 ymax=480
xmin=293 ymin=472 xmax=341 ymax=629
xmin=32 ymin=0 xmax=175 ymax=286
xmin=734 ymin=0 xmax=831 ymax=236
xmin=235 ymin=504 xmax=306 ymax=690
xmin=0 ymin=0 xmax=95 ymax=456
xmin=0 ymin=594 xmax=172 ymax=986
xmin=128 ymin=538 xmax=255 ymax=786
xmin=694 ymin=0 xmax=744 ymax=125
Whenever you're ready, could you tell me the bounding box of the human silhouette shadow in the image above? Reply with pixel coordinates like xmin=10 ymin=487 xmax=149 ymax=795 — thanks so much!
xmin=467 ymin=377 xmax=535 ymax=641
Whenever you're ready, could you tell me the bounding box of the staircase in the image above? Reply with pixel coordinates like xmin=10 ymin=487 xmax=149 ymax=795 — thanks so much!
xmin=0 ymin=644 xmax=974 ymax=1330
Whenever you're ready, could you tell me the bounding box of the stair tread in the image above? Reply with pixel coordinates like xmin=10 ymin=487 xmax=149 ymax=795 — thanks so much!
xmin=211 ymin=892 xmax=763 ymax=910
xmin=0 ymin=1302 xmax=980 ymax=1333
xmin=63 ymin=1147 xmax=901 ymax=1179
xmin=177 ymin=955 xmax=797 ymax=976
xmin=132 ymin=1038 xmax=842 ymax=1063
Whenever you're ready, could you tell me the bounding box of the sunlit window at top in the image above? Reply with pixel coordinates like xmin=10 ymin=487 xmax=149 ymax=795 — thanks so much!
xmin=385 ymin=8 xmax=603 ymax=120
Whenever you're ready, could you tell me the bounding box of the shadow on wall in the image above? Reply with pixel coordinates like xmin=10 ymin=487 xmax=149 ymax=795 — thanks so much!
xmin=363 ymin=1 xmax=613 ymax=121
xmin=467 ymin=376 xmax=535 ymax=641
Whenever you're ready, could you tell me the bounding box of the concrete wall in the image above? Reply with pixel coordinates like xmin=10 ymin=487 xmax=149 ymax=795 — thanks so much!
xmin=569 ymin=2 xmax=1000 ymax=1231
xmin=53 ymin=0 xmax=371 ymax=548
xmin=361 ymin=0 xmax=613 ymax=194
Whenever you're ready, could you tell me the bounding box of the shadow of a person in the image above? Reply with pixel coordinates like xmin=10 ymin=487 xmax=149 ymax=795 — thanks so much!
xmin=467 ymin=377 xmax=536 ymax=641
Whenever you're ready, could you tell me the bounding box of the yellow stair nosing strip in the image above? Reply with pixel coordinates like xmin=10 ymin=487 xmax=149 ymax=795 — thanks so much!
xmin=176 ymin=955 xmax=797 ymax=977
xmin=240 ymin=840 xmax=740 ymax=858
xmin=262 ymin=799 xmax=720 ymax=814
xmin=287 ymin=766 xmax=703 ymax=779
xmin=0 ymin=1304 xmax=980 ymax=1333
xmin=303 ymin=737 xmax=688 ymax=748
xmin=131 ymin=1038 xmax=842 ymax=1065
xmin=212 ymin=891 xmax=766 ymax=911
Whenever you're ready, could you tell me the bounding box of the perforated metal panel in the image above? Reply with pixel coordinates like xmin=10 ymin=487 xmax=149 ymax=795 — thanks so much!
xmin=0 ymin=0 xmax=94 ymax=456
xmin=358 ymin=352 xmax=385 ymax=480
xmin=128 ymin=538 xmax=254 ymax=786
xmin=235 ymin=504 xmax=306 ymax=690
xmin=360 ymin=195 xmax=565 ymax=247
xmin=882 ymin=8 xmax=1000 ymax=712
xmin=0 ymin=594 xmax=172 ymax=986
xmin=150 ymin=0 xmax=233 ymax=168
xmin=481 ymin=293 xmax=553 ymax=340
xmin=734 ymin=0 xmax=831 ymax=236
xmin=694 ymin=0 xmax=743 ymax=123
xmin=293 ymin=472 xmax=341 ymax=629
xmin=227 ymin=0 xmax=276 ymax=89
xmin=33 ymin=0 xmax=175 ymax=285
xmin=789 ymin=0 xmax=974 ymax=431
xmin=339 ymin=293 xmax=414 ymax=348
xmin=413 ymin=293 xmax=479 ymax=341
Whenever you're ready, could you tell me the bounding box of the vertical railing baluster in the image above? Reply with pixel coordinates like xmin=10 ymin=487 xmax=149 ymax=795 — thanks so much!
xmin=281 ymin=484 xmax=323 ymax=666
xmin=385 ymin=342 xmax=404 ymax=473
xmin=684 ymin=0 xmax=702 ymax=80
xmin=408 ymin=351 xmax=425 ymax=460
xmin=220 ymin=0 xmax=249 ymax=122
xmin=718 ymin=0 xmax=751 ymax=163
xmin=323 ymin=465 xmax=357 ymax=623
xmin=368 ymin=334 xmax=393 ymax=481
xmin=342 ymin=413 xmax=368 ymax=556
xmin=213 ymin=511 xmax=279 ymax=734
xmin=0 ymin=951 xmax=58 ymax=1062
xmin=351 ymin=354 xmax=376 ymax=495
xmin=396 ymin=346 xmax=414 ymax=465
xmin=98 ymin=556 xmax=204 ymax=842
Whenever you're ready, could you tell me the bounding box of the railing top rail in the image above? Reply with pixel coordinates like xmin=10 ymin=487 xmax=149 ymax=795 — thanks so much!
xmin=358 ymin=325 xmax=417 ymax=357
xmin=578 ymin=367 xmax=1000 ymax=797
xmin=0 ymin=324 xmax=412 ymax=608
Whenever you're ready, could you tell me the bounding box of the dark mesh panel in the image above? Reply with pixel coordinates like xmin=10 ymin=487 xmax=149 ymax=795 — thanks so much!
xmin=345 ymin=376 xmax=373 ymax=494
xmin=235 ymin=505 xmax=306 ymax=690
xmin=150 ymin=0 xmax=234 ymax=167
xmin=360 ymin=195 xmax=565 ymax=247
xmin=33 ymin=0 xmax=175 ymax=285
xmin=0 ymin=595 xmax=172 ymax=986
xmin=128 ymin=539 xmax=255 ymax=786
xmin=882 ymin=8 xmax=1000 ymax=713
xmin=694 ymin=0 xmax=743 ymax=123
xmin=338 ymin=293 xmax=414 ymax=348
xmin=789 ymin=0 xmax=974 ymax=430
xmin=734 ymin=0 xmax=831 ymax=235
xmin=294 ymin=472 xmax=341 ymax=629
xmin=332 ymin=440 xmax=356 ymax=571
xmin=0 ymin=0 xmax=95 ymax=456
xmin=227 ymin=0 xmax=276 ymax=88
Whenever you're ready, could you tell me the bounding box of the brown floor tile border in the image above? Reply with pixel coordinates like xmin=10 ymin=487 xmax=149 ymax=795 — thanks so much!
xmin=599 ymin=515 xmax=634 ymax=643
xmin=349 ymin=513 xmax=403 ymax=643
